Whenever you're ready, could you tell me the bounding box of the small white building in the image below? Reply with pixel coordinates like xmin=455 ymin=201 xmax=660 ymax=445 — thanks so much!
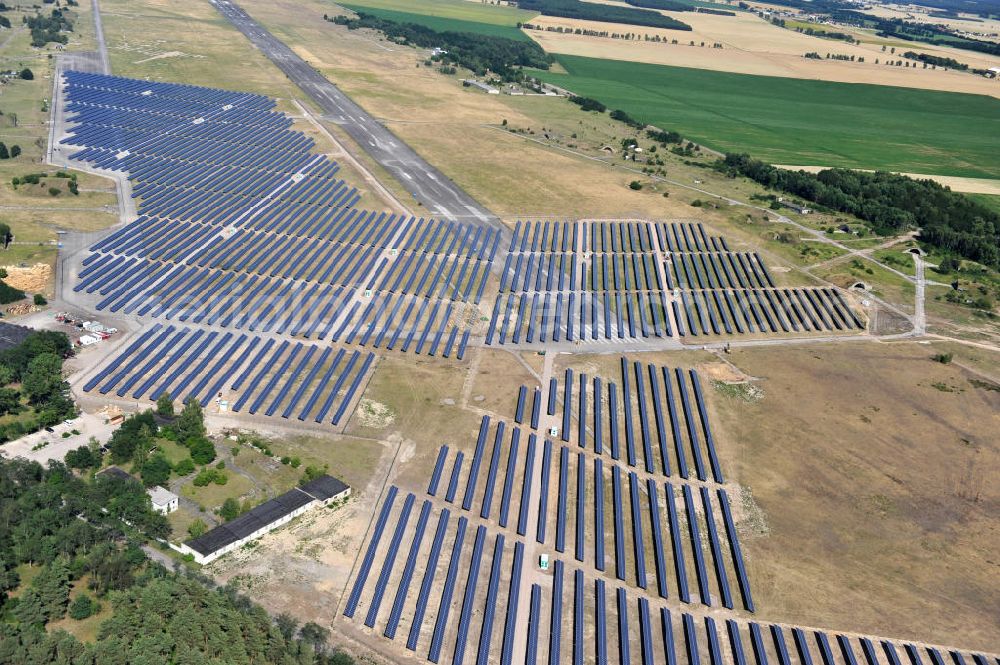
xmin=148 ymin=486 xmax=178 ymax=514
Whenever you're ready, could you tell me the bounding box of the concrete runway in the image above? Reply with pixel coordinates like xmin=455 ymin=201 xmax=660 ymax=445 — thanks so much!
xmin=209 ymin=0 xmax=501 ymax=229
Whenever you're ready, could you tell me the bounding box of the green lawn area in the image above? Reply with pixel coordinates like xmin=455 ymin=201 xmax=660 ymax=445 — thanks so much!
xmin=532 ymin=55 xmax=1000 ymax=179
xmin=153 ymin=438 xmax=192 ymax=466
xmin=181 ymin=471 xmax=253 ymax=512
xmin=339 ymin=0 xmax=537 ymax=25
xmin=339 ymin=2 xmax=535 ymax=40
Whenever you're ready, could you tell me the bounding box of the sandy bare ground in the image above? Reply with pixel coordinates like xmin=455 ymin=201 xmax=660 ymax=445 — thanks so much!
xmin=0 ymin=263 xmax=51 ymax=293
xmin=525 ymin=13 xmax=1000 ymax=97
xmin=774 ymin=166 xmax=1000 ymax=194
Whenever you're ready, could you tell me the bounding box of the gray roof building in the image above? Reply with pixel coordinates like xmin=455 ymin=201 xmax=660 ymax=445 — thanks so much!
xmin=182 ymin=474 xmax=351 ymax=563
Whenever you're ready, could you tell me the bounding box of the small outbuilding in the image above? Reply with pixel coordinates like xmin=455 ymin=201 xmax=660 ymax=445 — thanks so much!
xmin=148 ymin=486 xmax=179 ymax=514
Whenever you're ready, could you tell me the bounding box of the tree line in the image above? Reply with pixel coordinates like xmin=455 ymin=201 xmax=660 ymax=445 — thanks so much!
xmin=328 ymin=12 xmax=551 ymax=80
xmin=0 ymin=457 xmax=357 ymax=664
xmin=717 ymin=153 xmax=1000 ymax=268
xmin=903 ymin=51 xmax=967 ymax=70
xmin=516 ymin=0 xmax=692 ymax=31
xmin=0 ymin=329 xmax=76 ymax=442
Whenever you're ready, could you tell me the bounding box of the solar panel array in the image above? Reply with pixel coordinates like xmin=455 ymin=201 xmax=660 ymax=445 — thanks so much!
xmin=62 ymin=71 xmax=504 ymax=418
xmin=485 ymin=221 xmax=862 ymax=344
xmin=514 ymin=360 xmax=724 ymax=482
xmin=62 ymin=71 xmax=491 ymax=371
xmin=342 ymin=358 xmax=991 ymax=664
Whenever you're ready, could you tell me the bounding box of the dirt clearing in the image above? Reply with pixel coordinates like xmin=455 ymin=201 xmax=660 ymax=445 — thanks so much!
xmin=710 ymin=340 xmax=1000 ymax=651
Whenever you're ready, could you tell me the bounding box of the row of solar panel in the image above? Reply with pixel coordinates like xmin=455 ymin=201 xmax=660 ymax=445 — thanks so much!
xmin=64 ymin=102 xmax=305 ymax=150
xmin=62 ymin=88 xmax=290 ymax=130
xmin=337 ymin=294 xmax=472 ymax=360
xmin=529 ymin=562 xmax=989 ymax=665
xmin=85 ymin=217 xmax=394 ymax=283
xmin=131 ymin=182 xmax=357 ymax=228
xmin=82 ymin=324 xmax=374 ymax=423
xmin=426 ymin=425 xmax=748 ymax=609
xmin=516 ymin=362 xmax=723 ymax=482
xmin=507 ymin=220 xmax=728 ymax=255
xmin=70 ymin=139 xmax=316 ymax=181
xmin=676 ymin=288 xmax=862 ymax=336
xmin=669 ymin=252 xmax=774 ymax=290
xmin=485 ymin=291 xmax=673 ymax=345
xmin=498 ymin=249 xmax=775 ymax=295
xmin=80 ymin=241 xmax=491 ymax=319
xmin=345 ymin=488 xmax=527 ymax=665
xmin=125 ymin=151 xmax=340 ymax=192
xmin=63 ymin=111 xmax=312 ymax=163
xmin=129 ymin=166 xmax=344 ymax=211
xmin=131 ymin=160 xmax=344 ymax=210
xmin=344 ymin=490 xmax=993 ymax=665
xmin=64 ymin=70 xmax=277 ymax=111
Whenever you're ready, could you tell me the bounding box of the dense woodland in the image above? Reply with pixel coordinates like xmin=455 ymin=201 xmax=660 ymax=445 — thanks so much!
xmin=329 ymin=12 xmax=551 ymax=79
xmin=0 ymin=329 xmax=76 ymax=442
xmin=517 ymin=0 xmax=692 ymax=31
xmin=0 ymin=457 xmax=356 ymax=664
xmin=718 ymin=154 xmax=1000 ymax=269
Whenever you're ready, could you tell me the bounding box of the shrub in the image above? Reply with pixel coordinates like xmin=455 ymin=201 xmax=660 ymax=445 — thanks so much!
xmin=68 ymin=594 xmax=97 ymax=620
xmin=628 ymin=181 xmax=643 ymax=191
xmin=932 ymin=352 xmax=953 ymax=364
xmin=19 ymin=68 xmax=33 ymax=80
xmin=219 ymin=497 xmax=241 ymax=521
xmin=48 ymin=187 xmax=60 ymax=196
xmin=173 ymin=457 xmax=195 ymax=476
xmin=33 ymin=293 xmax=46 ymax=306
xmin=0 ymin=280 xmax=25 ymax=304
xmin=187 ymin=519 xmax=207 ymax=538
xmin=189 ymin=437 xmax=216 ymax=465
xmin=156 ymin=392 xmax=174 ymax=417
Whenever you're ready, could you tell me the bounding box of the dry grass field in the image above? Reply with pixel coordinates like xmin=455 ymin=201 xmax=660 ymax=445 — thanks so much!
xmin=710 ymin=341 xmax=1000 ymax=651
xmin=524 ymin=12 xmax=1000 ymax=96
xmin=865 ymin=3 xmax=1000 ymax=43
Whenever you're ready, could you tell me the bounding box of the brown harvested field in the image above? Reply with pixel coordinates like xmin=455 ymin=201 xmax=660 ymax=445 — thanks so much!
xmin=524 ymin=12 xmax=1000 ymax=97
xmin=708 ymin=340 xmax=1000 ymax=651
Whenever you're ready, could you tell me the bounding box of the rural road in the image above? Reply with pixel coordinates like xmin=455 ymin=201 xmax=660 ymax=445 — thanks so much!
xmin=91 ymin=0 xmax=111 ymax=75
xmin=913 ymin=250 xmax=927 ymax=335
xmin=209 ymin=0 xmax=500 ymax=228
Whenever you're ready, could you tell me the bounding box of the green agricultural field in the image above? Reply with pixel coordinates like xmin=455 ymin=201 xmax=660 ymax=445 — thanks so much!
xmin=533 ymin=55 xmax=1000 ymax=179
xmin=339 ymin=0 xmax=538 ymax=38
xmin=967 ymin=193 xmax=1000 ymax=214
xmin=340 ymin=4 xmax=531 ymax=40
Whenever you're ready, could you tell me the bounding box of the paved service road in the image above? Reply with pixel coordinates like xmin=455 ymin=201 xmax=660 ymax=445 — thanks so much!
xmin=209 ymin=0 xmax=500 ymax=228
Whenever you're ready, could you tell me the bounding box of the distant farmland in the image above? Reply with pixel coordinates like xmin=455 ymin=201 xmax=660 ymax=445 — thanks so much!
xmin=533 ymin=54 xmax=1000 ymax=179
xmin=339 ymin=0 xmax=537 ymax=40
